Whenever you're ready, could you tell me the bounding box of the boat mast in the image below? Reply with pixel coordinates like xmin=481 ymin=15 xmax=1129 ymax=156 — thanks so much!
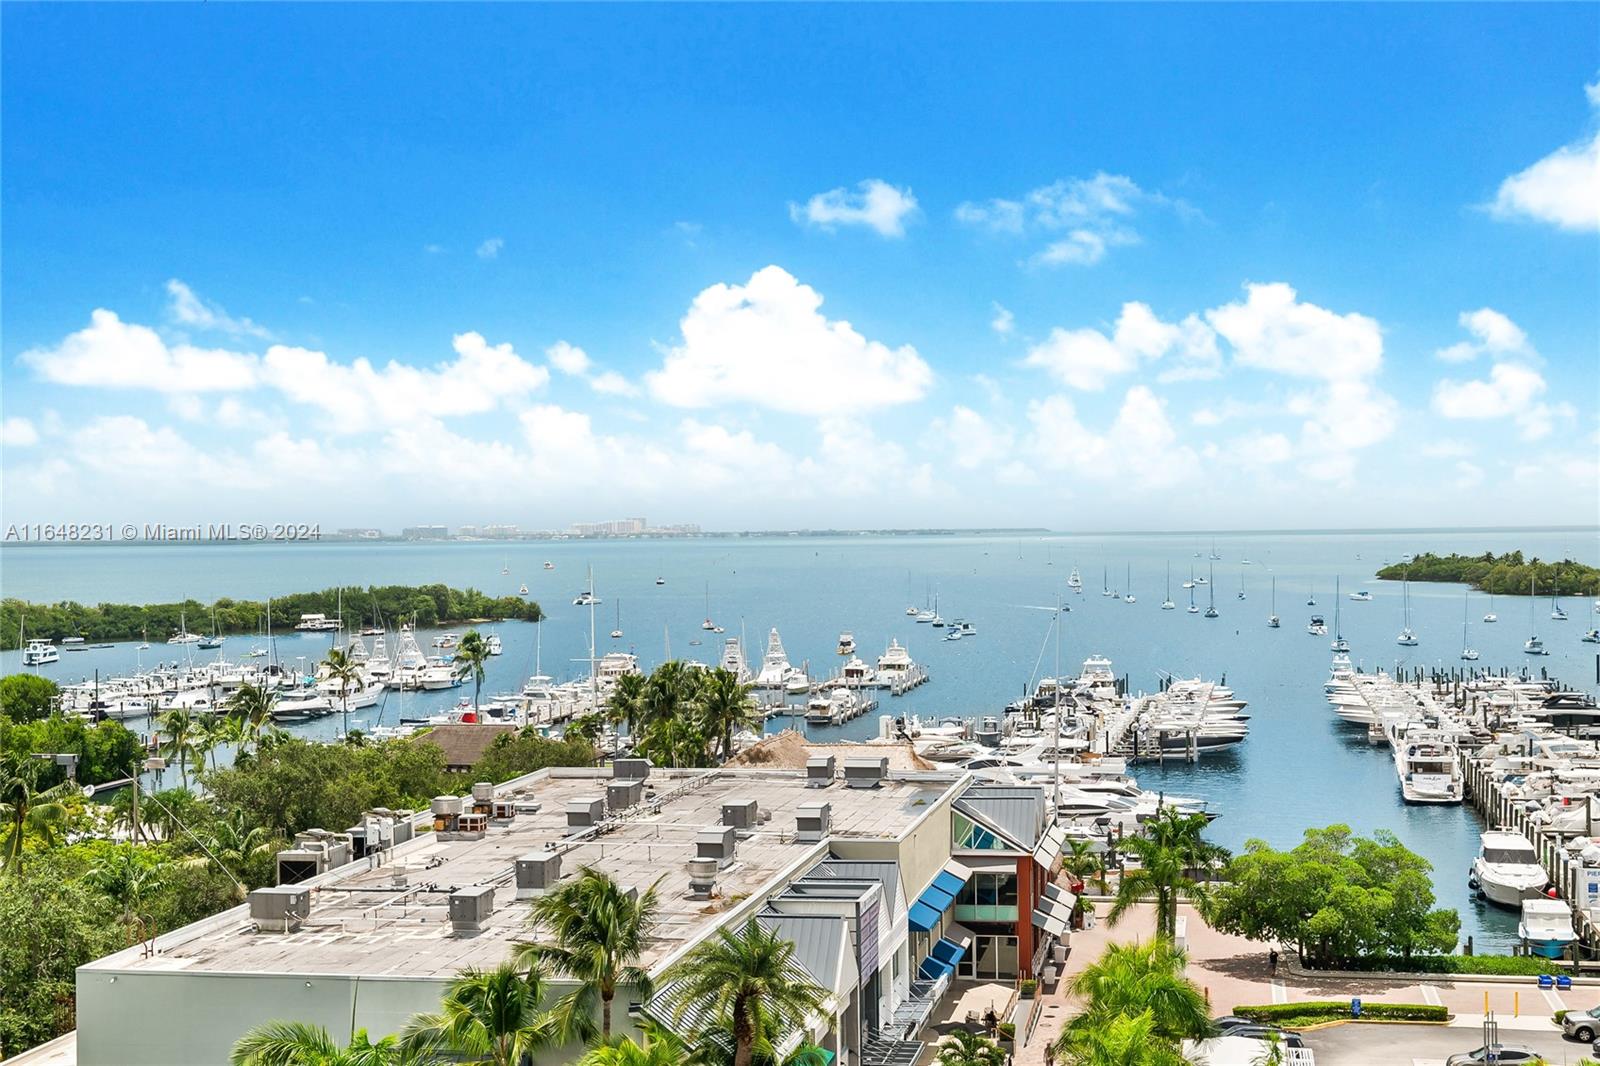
xmin=1052 ymin=600 xmax=1062 ymax=814
xmin=588 ymin=566 xmax=598 ymax=711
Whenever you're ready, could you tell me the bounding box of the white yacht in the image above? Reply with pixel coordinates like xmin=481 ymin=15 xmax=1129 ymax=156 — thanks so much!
xmin=1123 ymin=565 xmax=1135 ymax=604
xmin=1307 ymin=615 xmax=1328 ymax=636
xmin=518 ymin=584 xmax=529 ymax=596
xmin=1483 ymin=593 xmax=1498 ymax=623
xmin=1459 ymin=591 xmax=1477 ymax=661
xmin=22 ymin=639 xmax=59 ymax=666
xmin=720 ymin=637 xmax=753 ymax=684
xmin=1067 ymin=566 xmax=1083 ymax=592
xmin=1470 ymin=831 xmax=1548 ymax=908
xmin=573 ymin=590 xmax=601 ymax=607
xmin=294 ymin=613 xmax=340 ymax=632
xmin=875 ymin=639 xmax=916 ymax=679
xmin=836 ymin=632 xmax=856 ymax=656
xmin=1349 ymin=590 xmax=1373 ymax=601
xmin=1583 ymin=628 xmax=1600 ymax=644
xmin=1520 ymin=898 xmax=1577 ymax=959
xmin=1161 ymin=562 xmax=1176 ymax=610
xmin=486 ymin=633 xmax=503 ymax=655
xmin=1396 ymin=574 xmax=1418 ymax=645
xmin=1392 ymin=727 xmax=1463 ymax=803
xmin=167 ymin=630 xmax=203 ymax=645
xmin=754 ymin=628 xmax=807 ymax=692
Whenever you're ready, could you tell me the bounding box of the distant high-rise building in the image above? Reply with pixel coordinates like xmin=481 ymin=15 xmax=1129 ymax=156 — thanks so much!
xmin=400 ymin=524 xmax=449 ymax=540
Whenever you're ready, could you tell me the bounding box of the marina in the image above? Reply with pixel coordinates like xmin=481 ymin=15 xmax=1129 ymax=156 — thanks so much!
xmin=4 ymin=527 xmax=1598 ymax=954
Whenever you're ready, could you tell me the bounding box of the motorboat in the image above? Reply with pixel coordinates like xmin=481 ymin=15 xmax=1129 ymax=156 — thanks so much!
xmin=294 ymin=613 xmax=340 ymax=632
xmin=518 ymin=584 xmax=529 ymax=596
xmin=754 ymin=628 xmax=808 ymax=693
xmin=1067 ymin=567 xmax=1083 ymax=591
xmin=1393 ymin=727 xmax=1463 ymax=804
xmin=1349 ymin=590 xmax=1373 ymax=601
xmin=486 ymin=633 xmax=503 ymax=655
xmin=21 ymin=639 xmax=58 ymax=666
xmin=944 ymin=626 xmax=962 ymax=641
xmin=432 ymin=632 xmax=459 ymax=649
xmin=573 ymin=591 xmax=601 ymax=607
xmin=875 ymin=639 xmax=916 ymax=679
xmin=1307 ymin=616 xmax=1328 ymax=636
xmin=956 ymin=619 xmax=977 ymax=637
xmin=543 ymin=561 xmax=555 ymax=570
xmin=804 ymin=689 xmax=834 ymax=725
xmin=168 ymin=631 xmax=203 ymax=645
xmin=720 ymin=637 xmax=754 ymax=683
xmin=1583 ymin=629 xmax=1600 ymax=644
xmin=1525 ymin=636 xmax=1549 ymax=656
xmin=1519 ymin=898 xmax=1576 ymax=959
xmin=1469 ymin=831 xmax=1548 ymax=908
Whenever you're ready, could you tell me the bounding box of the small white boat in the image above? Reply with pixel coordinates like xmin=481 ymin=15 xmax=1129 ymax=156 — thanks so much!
xmin=1519 ymin=897 xmax=1576 ymax=959
xmin=22 ymin=639 xmax=59 ymax=666
xmin=518 ymin=584 xmax=529 ymax=596
xmin=573 ymin=591 xmax=601 ymax=607
xmin=543 ymin=561 xmax=555 ymax=570
xmin=486 ymin=633 xmax=503 ymax=656
xmin=1583 ymin=629 xmax=1600 ymax=644
xmin=1470 ymin=830 xmax=1548 ymax=908
xmin=655 ymin=576 xmax=665 ymax=586
xmin=1308 ymin=615 xmax=1327 ymax=636
xmin=1349 ymin=590 xmax=1372 ymax=601
xmin=836 ymin=632 xmax=855 ymax=656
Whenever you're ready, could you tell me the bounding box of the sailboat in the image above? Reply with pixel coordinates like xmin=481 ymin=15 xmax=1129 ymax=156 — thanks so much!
xmin=1187 ymin=580 xmax=1199 ymax=614
xmin=905 ymin=572 xmax=919 ymax=616
xmin=1551 ymin=589 xmax=1568 ymax=622
xmin=930 ymin=590 xmax=945 ymax=627
xmin=1182 ymin=565 xmax=1195 ymax=590
xmin=611 ymin=599 xmax=622 ymax=640
xmin=138 ymin=625 xmax=150 ymax=651
xmin=702 ymin=582 xmax=718 ymax=631
xmin=1483 ymin=593 xmax=1498 ymax=623
xmin=1237 ymin=571 xmax=1247 ymax=601
xmin=198 ymin=608 xmax=224 ymax=649
xmin=1460 ymin=590 xmax=1478 ymax=661
xmin=1307 ymin=581 xmax=1316 ymax=607
xmin=501 ymin=558 xmax=510 ymax=576
xmin=1268 ymin=575 xmax=1280 ymax=628
xmin=1123 ymin=565 xmax=1135 ymax=604
xmin=1525 ymin=576 xmax=1548 ymax=655
xmin=1161 ymin=562 xmax=1176 ymax=610
xmin=1203 ymin=564 xmax=1219 ymax=618
xmin=1396 ymin=572 xmax=1418 ymax=646
xmin=1102 ymin=567 xmax=1114 ymax=597
xmin=1331 ymin=577 xmax=1349 ymax=652
xmin=1209 ymin=539 xmax=1221 ymax=561
xmin=1067 ymin=565 xmax=1083 ymax=592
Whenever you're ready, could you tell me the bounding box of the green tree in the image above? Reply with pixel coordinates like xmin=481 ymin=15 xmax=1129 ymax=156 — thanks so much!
xmin=453 ymin=631 xmax=490 ymax=718
xmin=86 ymin=842 xmax=167 ymax=934
xmin=515 ymin=866 xmax=659 ymax=1044
xmin=1052 ymin=940 xmax=1212 ymax=1064
xmin=232 ymin=1021 xmax=402 ymax=1066
xmin=575 ymin=1027 xmax=687 ymax=1066
xmin=664 ymin=917 xmax=830 ymax=1066
xmin=0 ymin=674 xmax=58 ymax=723
xmin=696 ymin=668 xmax=759 ymax=761
xmin=225 ymin=682 xmax=277 ymax=759
xmin=323 ymin=647 xmax=364 ymax=739
xmin=401 ymin=961 xmax=555 ymax=1066
xmin=0 ymin=754 xmax=74 ymax=872
xmin=0 ymin=856 xmax=123 ymax=1056
xmin=1108 ymin=807 xmax=1228 ymax=940
xmin=1063 ymin=837 xmax=1107 ymax=894
xmin=157 ymin=706 xmax=198 ymax=789
xmin=1207 ymin=824 xmax=1460 ymax=966
xmin=605 ymin=672 xmax=648 ymax=737
xmin=936 ymin=1029 xmax=1006 ymax=1066
xmin=185 ymin=808 xmax=286 ymax=900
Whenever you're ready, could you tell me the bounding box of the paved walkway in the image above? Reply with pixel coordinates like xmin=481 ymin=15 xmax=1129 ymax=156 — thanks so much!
xmin=1009 ymin=901 xmax=1582 ymax=1064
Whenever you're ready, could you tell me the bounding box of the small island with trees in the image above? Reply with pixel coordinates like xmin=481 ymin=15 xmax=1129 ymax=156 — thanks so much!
xmin=0 ymin=584 xmax=544 ymax=650
xmin=1377 ymin=551 xmax=1600 ymax=597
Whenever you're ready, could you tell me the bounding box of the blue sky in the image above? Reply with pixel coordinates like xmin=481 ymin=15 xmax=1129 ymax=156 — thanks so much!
xmin=3 ymin=4 xmax=1596 ymax=531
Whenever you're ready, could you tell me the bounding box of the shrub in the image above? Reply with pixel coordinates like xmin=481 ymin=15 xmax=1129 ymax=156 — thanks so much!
xmin=1321 ymin=955 xmax=1557 ymax=977
xmin=1233 ymin=1001 xmax=1448 ymax=1026
xmin=1018 ymin=979 xmax=1038 ymax=997
xmin=997 ymin=1022 xmax=1016 ymax=1040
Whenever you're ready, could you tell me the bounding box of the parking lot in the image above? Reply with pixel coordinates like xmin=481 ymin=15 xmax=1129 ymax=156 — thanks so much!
xmin=1304 ymin=1022 xmax=1588 ymax=1065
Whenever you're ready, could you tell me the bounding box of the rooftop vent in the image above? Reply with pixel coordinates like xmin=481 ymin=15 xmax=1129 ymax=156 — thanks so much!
xmin=431 ymin=795 xmax=464 ymax=818
xmin=696 ymin=825 xmax=737 ymax=866
xmin=607 ymin=778 xmax=645 ymax=812
xmin=567 ymin=796 xmax=606 ymax=832
xmin=722 ymin=799 xmax=759 ymax=830
xmin=449 ymin=884 xmax=496 ymax=936
xmin=686 ymin=857 xmax=718 ymax=899
xmin=614 ymin=757 xmax=652 ymax=781
xmin=796 ymin=801 xmax=832 ymax=843
xmin=806 ymin=755 xmax=836 ymax=787
xmin=843 ymin=756 xmax=889 ymax=789
xmin=471 ymin=781 xmax=495 ymax=803
xmin=515 ymin=852 xmax=562 ymax=899
xmin=249 ymin=885 xmax=311 ymax=933
xmin=491 ymin=800 xmax=517 ymax=823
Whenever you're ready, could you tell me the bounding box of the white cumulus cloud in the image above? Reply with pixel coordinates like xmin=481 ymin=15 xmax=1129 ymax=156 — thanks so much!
xmin=546 ymin=341 xmax=592 ymax=376
xmin=956 ymin=172 xmax=1183 ymax=268
xmin=1436 ymin=308 xmax=1530 ymax=362
xmin=646 ymin=265 xmax=933 ymax=415
xmin=20 ymin=309 xmax=260 ymax=392
xmin=1490 ymin=78 xmax=1600 ymax=232
xmin=789 ymin=179 xmax=919 ymax=238
xmin=1206 ymin=282 xmax=1383 ymax=381
xmin=1023 ymin=301 xmax=1218 ymax=391
xmin=166 ymin=280 xmax=271 ymax=338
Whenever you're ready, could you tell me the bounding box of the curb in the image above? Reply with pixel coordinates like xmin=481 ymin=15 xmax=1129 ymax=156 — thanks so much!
xmin=1284 ymin=960 xmax=1595 ymax=987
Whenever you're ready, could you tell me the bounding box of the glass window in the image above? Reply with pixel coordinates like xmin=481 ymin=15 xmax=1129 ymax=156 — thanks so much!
xmin=976 ymin=873 xmax=999 ymax=906
xmin=998 ymin=873 xmax=1019 ymax=907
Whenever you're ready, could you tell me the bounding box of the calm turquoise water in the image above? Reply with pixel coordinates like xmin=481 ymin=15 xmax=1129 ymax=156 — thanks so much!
xmin=5 ymin=528 xmax=1598 ymax=949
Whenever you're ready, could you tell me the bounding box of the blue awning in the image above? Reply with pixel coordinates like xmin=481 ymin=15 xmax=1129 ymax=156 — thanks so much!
xmin=916 ymin=935 xmax=969 ymax=981
xmin=906 ymin=862 xmax=971 ymax=931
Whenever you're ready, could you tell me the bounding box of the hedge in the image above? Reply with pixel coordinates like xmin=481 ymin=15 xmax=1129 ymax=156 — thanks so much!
xmin=1234 ymin=1002 xmax=1448 ymax=1025
xmin=1315 ymin=955 xmax=1558 ymax=977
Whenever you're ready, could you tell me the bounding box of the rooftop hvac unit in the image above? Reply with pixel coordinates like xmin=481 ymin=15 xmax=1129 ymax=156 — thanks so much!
xmin=515 ymin=852 xmax=562 ymax=899
xmin=613 ymin=757 xmax=652 ymax=781
xmin=442 ymin=812 xmax=488 ymax=841
xmin=607 ymin=779 xmax=645 ymax=811
xmin=843 ymin=756 xmax=889 ymax=789
xmin=432 ymin=795 xmax=464 ymax=817
xmin=471 ymin=781 xmax=495 ymax=803
xmin=566 ymin=796 xmax=606 ymax=832
xmin=806 ymin=755 xmax=836 ymax=787
xmin=491 ymin=800 xmax=517 ymax=823
xmin=722 ymin=799 xmax=759 ymax=830
xmin=276 ymin=848 xmax=326 ymax=885
xmin=686 ymin=857 xmax=719 ymax=899
xmin=449 ymin=884 xmax=496 ymax=935
xmin=249 ymin=885 xmax=311 ymax=933
xmin=696 ymin=825 xmax=737 ymax=866
xmin=796 ymin=801 xmax=832 ymax=843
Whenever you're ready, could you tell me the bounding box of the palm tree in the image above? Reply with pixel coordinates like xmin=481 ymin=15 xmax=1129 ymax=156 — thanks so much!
xmin=574 ymin=1025 xmax=686 ymax=1066
xmin=1053 ymin=940 xmax=1212 ymax=1064
xmin=190 ymin=714 xmax=224 ymax=774
xmin=225 ymin=682 xmax=275 ymax=759
xmin=515 ymin=866 xmax=659 ymax=1044
xmin=605 ymin=672 xmax=648 ymax=737
xmin=232 ymin=1021 xmax=401 ymax=1066
xmin=185 ymin=809 xmax=286 ymax=901
xmin=323 ymin=646 xmax=364 ymax=739
xmin=696 ymin=667 xmax=759 ymax=761
xmin=158 ymin=706 xmax=198 ymax=788
xmin=87 ymin=842 xmax=167 ymax=934
xmin=664 ymin=917 xmax=830 ymax=1066
xmin=1062 ymin=837 xmax=1107 ymax=894
xmin=0 ymin=755 xmax=74 ymax=872
xmin=1107 ymin=807 xmax=1228 ymax=940
xmin=453 ymin=630 xmax=491 ymax=719
xmin=1054 ymin=1011 xmax=1189 ymax=1066
xmin=936 ymin=1030 xmax=1006 ymax=1066
xmin=401 ymin=961 xmax=554 ymax=1066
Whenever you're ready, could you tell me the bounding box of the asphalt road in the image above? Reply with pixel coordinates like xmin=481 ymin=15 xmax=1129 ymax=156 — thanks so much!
xmin=1305 ymin=1022 xmax=1589 ymax=1065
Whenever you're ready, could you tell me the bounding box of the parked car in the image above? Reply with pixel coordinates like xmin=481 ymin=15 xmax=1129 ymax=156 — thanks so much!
xmin=1445 ymin=1045 xmax=1541 ymax=1065
xmin=1211 ymin=1016 xmax=1256 ymax=1034
xmin=1225 ymin=1025 xmax=1305 ymax=1049
xmin=1565 ymin=1005 xmax=1600 ymax=1041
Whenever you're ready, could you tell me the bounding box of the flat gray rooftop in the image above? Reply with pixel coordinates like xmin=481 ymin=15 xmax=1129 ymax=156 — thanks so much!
xmin=92 ymin=768 xmax=954 ymax=979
